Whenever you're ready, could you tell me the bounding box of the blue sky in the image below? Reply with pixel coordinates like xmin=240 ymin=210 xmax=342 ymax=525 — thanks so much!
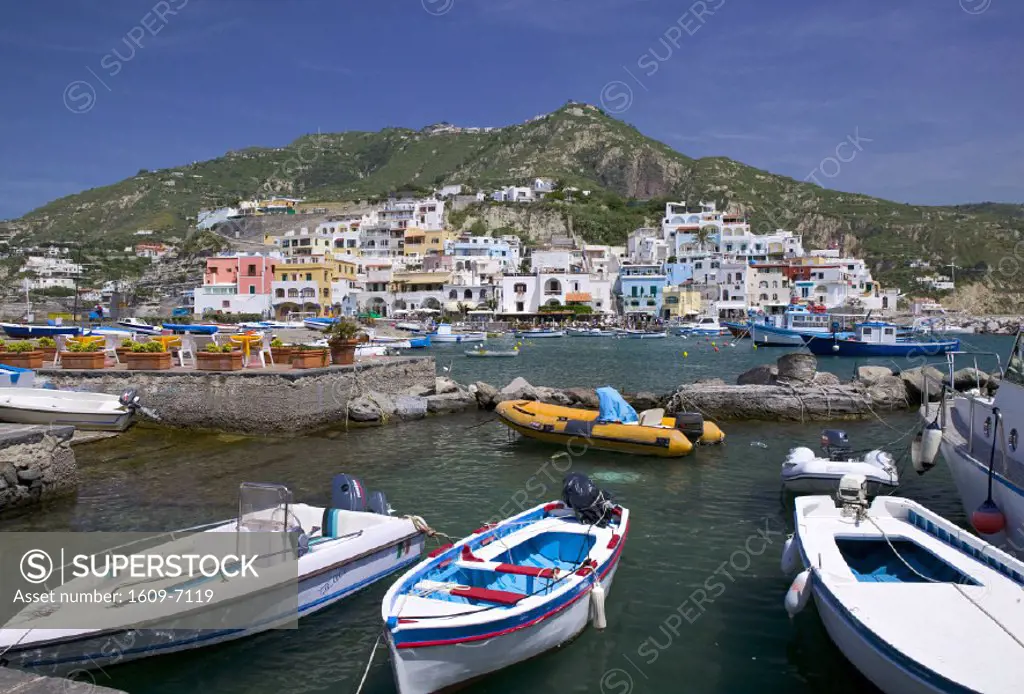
xmin=1 ymin=0 xmax=1021 ymax=220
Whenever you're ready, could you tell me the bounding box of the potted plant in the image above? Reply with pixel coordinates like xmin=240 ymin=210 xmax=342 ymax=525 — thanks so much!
xmin=36 ymin=337 xmax=57 ymax=361
xmin=269 ymin=337 xmax=293 ymax=365
xmin=59 ymin=340 xmax=107 ymax=369
xmin=327 ymin=319 xmax=360 ymax=366
xmin=196 ymin=342 xmax=243 ymax=371
xmin=291 ymin=344 xmax=329 ymax=369
xmin=0 ymin=340 xmax=44 ymax=369
xmin=125 ymin=341 xmax=173 ymax=370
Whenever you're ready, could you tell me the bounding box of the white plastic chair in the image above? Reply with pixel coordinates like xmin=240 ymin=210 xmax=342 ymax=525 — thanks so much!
xmin=177 ymin=335 xmax=197 ymax=368
xmin=103 ymin=334 xmax=125 ymax=365
xmin=256 ymin=330 xmax=275 ymax=368
xmin=52 ymin=335 xmax=66 ymax=366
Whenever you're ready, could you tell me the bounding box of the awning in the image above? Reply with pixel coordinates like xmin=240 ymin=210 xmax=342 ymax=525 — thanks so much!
xmin=565 ymin=292 xmax=592 ymax=302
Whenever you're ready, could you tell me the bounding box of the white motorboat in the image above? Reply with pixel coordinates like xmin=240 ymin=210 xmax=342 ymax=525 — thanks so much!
xmin=567 ymin=328 xmax=615 ymax=337
xmin=0 ymin=387 xmax=141 ymax=431
xmin=116 ymin=317 xmax=163 ymax=336
xmin=675 ymin=316 xmax=726 ymax=336
xmin=429 ymin=324 xmax=486 ymax=343
xmin=782 ymin=429 xmax=899 ymax=495
xmin=915 ymin=333 xmax=1024 ymax=555
xmin=0 ymin=365 xmax=36 ymax=388
xmin=382 ymin=473 xmax=627 ymax=694
xmin=1 ymin=475 xmax=426 ymax=677
xmin=782 ymin=476 xmax=1024 ymax=694
xmin=616 ymin=329 xmax=668 ymax=339
xmin=512 ymin=328 xmax=565 ymax=338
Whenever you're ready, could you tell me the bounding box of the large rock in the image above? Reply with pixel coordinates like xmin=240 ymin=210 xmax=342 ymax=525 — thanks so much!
xmin=812 ymin=371 xmax=841 ymax=386
xmin=665 ymin=382 xmax=887 ymax=421
xmin=900 ymin=366 xmax=945 ymax=403
xmin=737 ymin=364 xmax=778 ymax=385
xmin=626 ymin=391 xmax=662 ymax=411
xmin=856 ymin=365 xmax=893 ymax=385
xmin=394 ymin=395 xmax=428 ymax=420
xmin=499 ymin=377 xmax=539 ymax=401
xmin=535 ymin=387 xmax=573 ymax=406
xmin=947 ymin=367 xmax=990 ymax=392
xmin=776 ymin=353 xmax=817 ymax=383
xmin=565 ymin=387 xmax=600 ymax=409
xmin=867 ymin=376 xmax=909 ymax=410
xmin=472 ymin=381 xmax=499 ymax=409
xmin=434 ymin=377 xmax=461 ymax=395
xmin=426 ymin=391 xmax=477 ymax=414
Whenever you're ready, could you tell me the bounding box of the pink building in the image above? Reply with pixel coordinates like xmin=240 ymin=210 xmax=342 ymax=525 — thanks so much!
xmin=195 ymin=254 xmax=277 ymax=316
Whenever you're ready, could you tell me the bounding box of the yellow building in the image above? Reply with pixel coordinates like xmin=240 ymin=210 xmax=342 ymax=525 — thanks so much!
xmin=661 ymin=286 xmax=702 ymax=320
xmin=403 ymin=228 xmax=456 ymax=259
xmin=272 ymin=255 xmax=358 ymax=316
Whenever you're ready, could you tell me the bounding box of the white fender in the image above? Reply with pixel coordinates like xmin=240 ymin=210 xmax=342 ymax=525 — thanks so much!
xmin=780 ymin=536 xmax=802 ymax=575
xmin=784 ymin=570 xmax=812 ymax=618
xmin=912 ymin=419 xmax=942 ymax=474
xmin=590 ymin=581 xmax=607 ymax=630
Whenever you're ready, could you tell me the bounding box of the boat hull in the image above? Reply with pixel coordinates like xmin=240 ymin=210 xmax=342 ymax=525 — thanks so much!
xmin=116 ymin=321 xmax=162 ymax=336
xmin=513 ymin=331 xmax=565 ymax=338
xmin=0 ymin=405 xmax=134 ymax=431
xmin=5 ymin=529 xmax=424 ymax=676
xmin=387 ymin=563 xmax=620 ymax=694
xmin=430 ymin=333 xmax=486 ymax=343
xmin=804 ymin=336 xmax=960 ymax=357
xmin=162 ymin=324 xmax=219 ymax=335
xmin=0 ymin=324 xmax=82 ymax=338
xmin=781 ymin=475 xmax=896 ymax=496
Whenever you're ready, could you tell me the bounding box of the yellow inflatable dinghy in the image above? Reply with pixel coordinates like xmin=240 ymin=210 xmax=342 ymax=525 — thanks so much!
xmin=495 ymin=398 xmax=725 ymax=458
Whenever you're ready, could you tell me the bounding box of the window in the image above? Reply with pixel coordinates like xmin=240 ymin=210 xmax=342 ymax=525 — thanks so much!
xmin=249 ymin=286 xmax=256 ymax=295
xmin=464 ymin=289 xmax=473 ymax=300
xmin=247 ymin=264 xmax=256 ymax=276
xmin=305 ymin=273 xmax=312 ymax=281
xmin=514 ymin=283 xmax=527 ymax=293
xmin=631 ymin=286 xmax=638 ymax=297
xmin=650 ymin=285 xmax=658 ymax=296
xmin=863 ymin=327 xmax=873 ymax=335
xmin=323 ymin=288 xmax=329 ymax=297
xmin=222 ymin=300 xmax=230 ymax=308
xmin=275 ymin=289 xmax=284 ymax=298
xmin=449 ymin=289 xmax=458 ymax=299
xmin=516 ymin=301 xmax=524 ymax=312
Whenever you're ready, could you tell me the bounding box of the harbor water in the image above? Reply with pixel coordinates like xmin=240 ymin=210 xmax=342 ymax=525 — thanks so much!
xmin=1 ymin=333 xmax=1014 ymax=694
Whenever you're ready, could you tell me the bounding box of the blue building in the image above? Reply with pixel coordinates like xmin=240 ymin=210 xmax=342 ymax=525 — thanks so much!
xmin=663 ymin=262 xmax=695 ymax=286
xmin=618 ymin=264 xmax=667 ymax=317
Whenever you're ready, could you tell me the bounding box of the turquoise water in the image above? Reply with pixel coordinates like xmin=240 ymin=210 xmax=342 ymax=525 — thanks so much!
xmin=3 ymin=405 xmax=978 ymax=694
xmin=432 ymin=332 xmax=1012 ymax=391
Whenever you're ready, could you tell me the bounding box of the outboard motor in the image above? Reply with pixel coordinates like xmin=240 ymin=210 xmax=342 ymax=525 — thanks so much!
xmin=330 ymin=474 xmax=367 ymax=512
xmin=673 ymin=412 xmax=705 ymax=441
xmin=561 ymin=473 xmax=615 ymax=527
xmin=118 ymin=388 xmax=141 ymax=411
xmin=820 ymin=429 xmax=851 ymax=461
xmin=368 ymin=490 xmax=391 ymax=516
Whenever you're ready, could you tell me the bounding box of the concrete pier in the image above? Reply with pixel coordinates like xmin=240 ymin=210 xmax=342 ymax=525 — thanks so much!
xmin=0 ymin=424 xmax=77 ymax=512
xmin=0 ymin=668 xmax=125 ymax=694
xmin=41 ymin=357 xmax=436 ymax=435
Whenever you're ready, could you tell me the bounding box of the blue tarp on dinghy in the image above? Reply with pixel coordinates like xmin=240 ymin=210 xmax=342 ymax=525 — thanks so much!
xmin=596 ymin=387 xmax=638 ymax=424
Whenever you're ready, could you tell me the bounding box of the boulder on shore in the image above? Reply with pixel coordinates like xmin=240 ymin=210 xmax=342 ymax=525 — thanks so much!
xmin=434 ymin=376 xmax=461 ymax=395
xmin=472 ymin=381 xmax=499 ymax=409
xmin=856 ymin=365 xmax=894 ymax=385
xmin=900 ymin=366 xmax=945 ymax=403
xmin=564 ymin=387 xmax=600 ymax=409
xmin=776 ymin=353 xmax=817 ymax=383
xmin=737 ymin=364 xmax=778 ymax=385
xmin=626 ymin=391 xmax=661 ymax=411
xmin=498 ymin=376 xmax=539 ymax=402
xmin=426 ymin=391 xmax=477 ymax=414
xmin=947 ymin=367 xmax=990 ymax=392
xmin=812 ymin=371 xmax=841 ymax=386
xmin=867 ymin=376 xmax=909 ymax=410
xmin=665 ymin=382 xmax=899 ymax=421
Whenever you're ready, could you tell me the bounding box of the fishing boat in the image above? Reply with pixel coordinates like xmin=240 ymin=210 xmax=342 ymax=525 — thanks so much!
xmin=803 ymin=322 xmax=959 ymax=357
xmin=0 ymin=323 xmax=83 ymax=338
xmin=675 ymin=317 xmax=726 ymax=336
xmin=162 ymin=323 xmax=219 ymax=335
xmin=616 ymin=329 xmax=668 ymax=339
xmin=748 ymin=304 xmax=860 ymax=346
xmin=512 ymin=328 xmax=565 ymax=338
xmin=567 ymin=328 xmax=616 ymax=337
xmin=407 ymin=335 xmax=431 ymax=349
xmin=0 ymin=387 xmax=141 ymax=431
xmin=781 ymin=476 xmax=1024 ymax=694
xmin=464 ymin=347 xmax=519 ymax=358
xmin=382 ymin=473 xmax=628 ymax=694
xmin=722 ymin=321 xmax=751 ymax=339
xmin=495 ymin=387 xmax=724 ymax=457
xmin=912 ymin=333 xmax=1024 ymax=554
xmin=782 ymin=429 xmax=899 ymax=495
xmin=303 ymin=317 xmax=337 ymax=331
xmin=116 ymin=317 xmax=164 ymax=336
xmin=429 ymin=324 xmax=486 ymax=343
xmin=0 ymin=474 xmax=426 ymax=676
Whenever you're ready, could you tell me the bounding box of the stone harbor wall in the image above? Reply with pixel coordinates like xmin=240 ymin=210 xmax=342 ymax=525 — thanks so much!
xmin=0 ymin=425 xmax=77 ymax=512
xmin=41 ymin=358 xmax=436 ymax=435
xmin=467 ymin=352 xmax=997 ymax=422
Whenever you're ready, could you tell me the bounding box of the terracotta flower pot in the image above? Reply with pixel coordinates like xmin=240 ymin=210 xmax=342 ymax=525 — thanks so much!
xmin=196 ymin=351 xmax=244 ymax=371
xmin=0 ymin=351 xmax=44 ymax=369
xmin=59 ymin=351 xmax=106 ymax=370
xmin=39 ymin=347 xmax=58 ymax=362
xmin=125 ymin=351 xmax=173 ymax=371
xmin=291 ymin=349 xmax=329 ymax=369
xmin=270 ymin=347 xmax=293 ymax=364
xmin=330 ymin=339 xmax=359 ymax=366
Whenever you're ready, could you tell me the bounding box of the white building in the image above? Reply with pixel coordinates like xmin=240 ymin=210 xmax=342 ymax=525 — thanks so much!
xmin=500 ymin=271 xmax=613 ymax=315
xmin=627 ymin=228 xmax=670 ymax=265
xmin=22 ymin=255 xmax=82 ymax=290
xmin=491 ymin=186 xmax=535 ymax=203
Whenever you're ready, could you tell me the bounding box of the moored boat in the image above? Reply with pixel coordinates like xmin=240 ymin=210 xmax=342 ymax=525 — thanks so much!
xmin=616 ymin=329 xmax=668 ymax=339
xmin=116 ymin=317 xmax=164 ymax=336
xmin=1 ymin=474 xmax=426 ymax=676
xmin=0 ymin=387 xmax=141 ymax=431
xmin=382 ymin=473 xmax=628 ymax=694
xmin=429 ymin=324 xmax=486 ymax=343
xmin=567 ymin=328 xmax=616 ymax=337
xmin=675 ymin=316 xmax=726 ymax=336
xmin=513 ymin=328 xmax=565 ymax=338
xmin=0 ymin=323 xmax=83 ymax=338
xmin=782 ymin=429 xmax=899 ymax=495
xmin=495 ymin=387 xmax=724 ymax=457
xmin=162 ymin=323 xmax=219 ymax=335
xmin=803 ymin=322 xmax=959 ymax=357
xmin=782 ymin=477 xmax=1024 ymax=694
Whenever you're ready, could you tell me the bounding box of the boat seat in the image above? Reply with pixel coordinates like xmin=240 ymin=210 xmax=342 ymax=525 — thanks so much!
xmin=638 ymin=408 xmax=665 ymax=426
xmin=493 ymin=563 xmax=557 ymax=579
xmin=450 ymin=586 xmax=527 ymax=605
xmin=321 ymin=508 xmax=353 ymax=538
